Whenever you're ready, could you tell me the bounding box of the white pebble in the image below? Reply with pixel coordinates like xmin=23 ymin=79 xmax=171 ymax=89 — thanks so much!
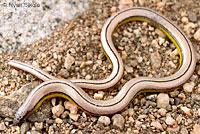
xmin=34 ymin=122 xmax=43 ymax=130
xmin=94 ymin=91 xmax=104 ymax=100
xmin=64 ymin=55 xmax=75 ymax=70
xmin=69 ymin=113 xmax=80 ymax=121
xmin=110 ymin=7 xmax=117 ymax=13
xmin=165 ymin=116 xmax=176 ymax=126
xmin=11 ymin=69 xmax=19 ymax=76
xmin=158 ymin=37 xmax=165 ymax=45
xmin=181 ymin=106 xmax=191 ymax=116
xmin=156 ymin=93 xmax=170 ymax=108
xmin=46 ymin=66 xmax=51 ymax=72
xmin=96 ymin=60 xmax=102 ymax=65
xmin=134 ymin=29 xmax=141 ymax=38
xmin=0 ymin=122 xmax=6 ymax=131
xmin=118 ymin=0 xmax=133 ymax=10
xmin=151 ymin=121 xmax=163 ymax=130
xmin=125 ymin=65 xmax=133 ymax=73
xmin=32 ymin=61 xmax=40 ymax=68
xmin=64 ymin=101 xmax=78 ymax=114
xmin=151 ymin=52 xmax=161 ymax=69
xmin=158 ymin=108 xmax=167 ymax=116
xmin=85 ymin=74 xmax=92 ymax=80
xmin=112 ymin=114 xmax=125 ymax=130
xmin=55 ymin=118 xmax=63 ymax=124
xmin=53 ymin=53 xmax=58 ymax=59
xmin=52 ymin=105 xmax=64 ymax=117
xmin=182 ymin=17 xmax=189 ymax=24
xmin=183 ymin=82 xmax=195 ymax=93
xmin=169 ymin=61 xmax=176 ymax=68
xmin=98 ymin=116 xmax=111 ymax=126
xmin=136 ymin=56 xmax=143 ymax=63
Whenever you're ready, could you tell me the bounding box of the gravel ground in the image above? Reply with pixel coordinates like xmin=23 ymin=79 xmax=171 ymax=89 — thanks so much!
xmin=0 ymin=0 xmax=89 ymax=51
xmin=0 ymin=0 xmax=200 ymax=133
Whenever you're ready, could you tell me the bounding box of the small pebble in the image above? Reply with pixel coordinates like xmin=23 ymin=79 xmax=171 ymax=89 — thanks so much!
xmin=198 ymin=109 xmax=200 ymax=116
xmin=0 ymin=122 xmax=6 ymax=131
xmin=94 ymin=91 xmax=104 ymax=100
xmin=121 ymin=51 xmax=128 ymax=60
xmin=64 ymin=101 xmax=78 ymax=114
xmin=46 ymin=66 xmax=51 ymax=72
xmin=194 ymin=29 xmax=200 ymax=41
xmin=149 ymin=114 xmax=155 ymax=120
xmin=176 ymin=115 xmax=182 ymax=124
xmin=146 ymin=94 xmax=157 ymax=101
xmin=138 ymin=0 xmax=145 ymax=6
xmin=181 ymin=106 xmax=191 ymax=116
xmin=184 ymin=22 xmax=197 ymax=35
xmin=110 ymin=6 xmax=117 ymax=13
xmin=136 ymin=56 xmax=143 ymax=63
xmin=140 ymin=36 xmax=147 ymax=44
xmin=51 ymin=98 xmax=56 ymax=106
xmin=48 ymin=126 xmax=54 ymax=134
xmin=69 ymin=113 xmax=80 ymax=121
xmin=32 ymin=61 xmax=40 ymax=68
xmin=178 ymin=93 xmax=186 ymax=99
xmin=10 ymin=82 xmax=16 ymax=89
xmin=55 ymin=118 xmax=63 ymax=124
xmin=170 ymin=90 xmax=179 ymax=97
xmin=52 ymin=105 xmax=64 ymax=117
xmin=158 ymin=37 xmax=165 ymax=45
xmin=165 ymin=116 xmax=177 ymax=126
xmin=118 ymin=0 xmax=133 ymax=10
xmin=182 ymin=17 xmax=189 ymax=24
xmin=64 ymin=55 xmax=75 ymax=70
xmin=65 ymin=130 xmax=70 ymax=134
xmin=151 ymin=121 xmax=163 ymax=130
xmin=127 ymin=108 xmax=134 ymax=116
xmin=112 ymin=114 xmax=125 ymax=130
xmin=98 ymin=116 xmax=111 ymax=126
xmin=187 ymin=11 xmax=197 ymax=22
xmin=129 ymin=116 xmax=134 ymax=122
xmin=61 ymin=111 xmax=69 ymax=119
xmin=180 ymin=128 xmax=188 ymax=134
xmin=20 ymin=122 xmax=30 ymax=134
xmin=2 ymin=80 xmax=9 ymax=86
xmin=192 ymin=124 xmax=200 ymax=134
xmin=155 ymin=28 xmax=166 ymax=38
xmin=157 ymin=93 xmax=170 ymax=108
xmin=183 ymin=82 xmax=195 ymax=93
xmin=135 ymin=120 xmax=142 ymax=128
xmin=125 ymin=65 xmax=133 ymax=73
xmin=197 ymin=88 xmax=200 ymax=94
xmin=166 ymin=126 xmax=180 ymax=134
xmin=158 ymin=108 xmax=167 ymax=116
xmin=85 ymin=74 xmax=92 ymax=80
xmin=11 ymin=69 xmax=19 ymax=76
xmin=34 ymin=122 xmax=43 ymax=130
xmin=138 ymin=115 xmax=147 ymax=119
xmin=150 ymin=52 xmax=161 ymax=69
